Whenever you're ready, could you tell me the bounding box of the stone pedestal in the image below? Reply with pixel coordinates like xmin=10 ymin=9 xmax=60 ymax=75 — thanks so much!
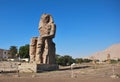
xmin=37 ymin=64 xmax=58 ymax=72
xmin=18 ymin=63 xmax=58 ymax=73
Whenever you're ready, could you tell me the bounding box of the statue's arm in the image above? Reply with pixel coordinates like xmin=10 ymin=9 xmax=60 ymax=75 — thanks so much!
xmin=41 ymin=23 xmax=56 ymax=38
xmin=49 ymin=23 xmax=56 ymax=38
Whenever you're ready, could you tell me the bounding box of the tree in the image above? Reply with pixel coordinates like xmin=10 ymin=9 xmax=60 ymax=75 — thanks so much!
xmin=83 ymin=59 xmax=92 ymax=63
xmin=56 ymin=55 xmax=75 ymax=66
xmin=75 ymin=58 xmax=83 ymax=64
xmin=9 ymin=46 xmax=18 ymax=58
xmin=55 ymin=54 xmax=61 ymax=64
xmin=63 ymin=55 xmax=75 ymax=66
xmin=19 ymin=44 xmax=29 ymax=58
xmin=56 ymin=55 xmax=64 ymax=65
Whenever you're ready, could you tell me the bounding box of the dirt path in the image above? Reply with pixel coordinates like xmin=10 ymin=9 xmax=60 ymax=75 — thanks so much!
xmin=0 ymin=63 xmax=120 ymax=82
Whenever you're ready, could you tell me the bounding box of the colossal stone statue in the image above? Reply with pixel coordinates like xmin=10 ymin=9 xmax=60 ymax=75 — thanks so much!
xmin=30 ymin=14 xmax=56 ymax=64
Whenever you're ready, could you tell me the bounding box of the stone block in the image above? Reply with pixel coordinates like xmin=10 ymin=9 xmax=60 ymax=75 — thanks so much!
xmin=18 ymin=63 xmax=37 ymax=73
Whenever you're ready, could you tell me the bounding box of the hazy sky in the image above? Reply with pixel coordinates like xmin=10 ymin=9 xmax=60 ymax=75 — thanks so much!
xmin=0 ymin=0 xmax=120 ymax=58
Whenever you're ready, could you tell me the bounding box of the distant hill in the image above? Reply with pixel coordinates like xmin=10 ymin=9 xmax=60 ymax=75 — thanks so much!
xmin=88 ymin=44 xmax=120 ymax=61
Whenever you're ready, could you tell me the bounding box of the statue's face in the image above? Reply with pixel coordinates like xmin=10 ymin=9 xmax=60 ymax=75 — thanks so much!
xmin=42 ymin=15 xmax=50 ymax=23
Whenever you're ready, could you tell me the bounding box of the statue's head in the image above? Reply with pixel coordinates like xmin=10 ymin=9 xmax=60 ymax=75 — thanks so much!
xmin=42 ymin=14 xmax=50 ymax=23
xmin=41 ymin=14 xmax=53 ymax=24
xmin=39 ymin=14 xmax=54 ymax=28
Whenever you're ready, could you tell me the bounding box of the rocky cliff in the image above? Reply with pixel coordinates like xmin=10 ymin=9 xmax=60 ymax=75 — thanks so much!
xmin=88 ymin=44 xmax=120 ymax=61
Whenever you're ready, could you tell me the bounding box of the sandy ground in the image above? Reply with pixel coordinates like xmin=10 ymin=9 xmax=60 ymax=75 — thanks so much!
xmin=0 ymin=63 xmax=120 ymax=82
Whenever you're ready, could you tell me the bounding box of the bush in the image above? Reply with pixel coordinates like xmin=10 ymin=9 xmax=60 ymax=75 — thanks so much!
xmin=111 ymin=59 xmax=118 ymax=64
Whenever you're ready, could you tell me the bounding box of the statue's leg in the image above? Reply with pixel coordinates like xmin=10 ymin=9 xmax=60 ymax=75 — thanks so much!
xmin=45 ymin=39 xmax=56 ymax=64
xmin=36 ymin=37 xmax=44 ymax=64
xmin=43 ymin=39 xmax=49 ymax=64
xmin=30 ymin=48 xmax=36 ymax=63
xmin=29 ymin=37 xmax=37 ymax=63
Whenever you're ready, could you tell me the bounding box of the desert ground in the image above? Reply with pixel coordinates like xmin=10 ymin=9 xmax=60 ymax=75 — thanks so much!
xmin=0 ymin=62 xmax=120 ymax=82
